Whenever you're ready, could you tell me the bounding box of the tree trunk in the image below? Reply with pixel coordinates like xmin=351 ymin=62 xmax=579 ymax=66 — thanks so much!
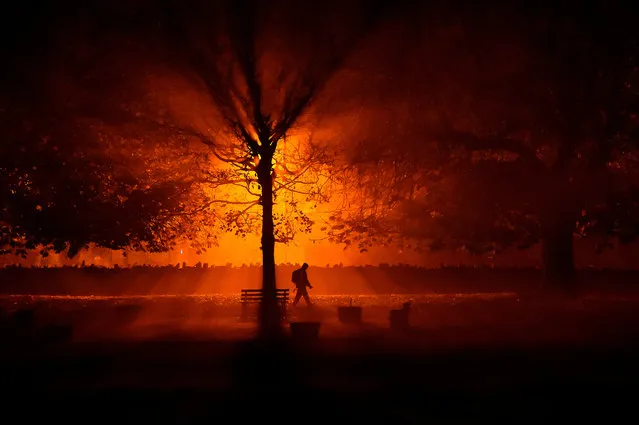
xmin=540 ymin=210 xmax=576 ymax=289
xmin=257 ymin=162 xmax=282 ymax=338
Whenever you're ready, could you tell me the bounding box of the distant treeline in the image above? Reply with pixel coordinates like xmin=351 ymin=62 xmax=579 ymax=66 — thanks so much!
xmin=0 ymin=264 xmax=638 ymax=296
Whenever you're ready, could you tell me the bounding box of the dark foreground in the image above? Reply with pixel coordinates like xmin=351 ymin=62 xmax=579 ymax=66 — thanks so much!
xmin=2 ymin=292 xmax=639 ymax=423
xmin=2 ymin=336 xmax=639 ymax=423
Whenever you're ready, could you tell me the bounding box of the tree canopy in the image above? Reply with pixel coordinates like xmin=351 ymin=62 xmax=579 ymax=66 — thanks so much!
xmin=330 ymin=1 xmax=639 ymax=282
xmin=0 ymin=1 xmax=212 ymax=258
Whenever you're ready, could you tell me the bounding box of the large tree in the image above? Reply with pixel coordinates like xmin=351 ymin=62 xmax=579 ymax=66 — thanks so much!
xmin=330 ymin=1 xmax=639 ymax=287
xmin=122 ymin=0 xmax=387 ymax=336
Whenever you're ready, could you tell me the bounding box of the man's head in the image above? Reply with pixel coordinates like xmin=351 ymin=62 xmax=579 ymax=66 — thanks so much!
xmin=302 ymin=263 xmax=309 ymax=270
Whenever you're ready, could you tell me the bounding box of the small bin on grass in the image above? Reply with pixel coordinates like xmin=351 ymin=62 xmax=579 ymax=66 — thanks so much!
xmin=338 ymin=299 xmax=362 ymax=325
xmin=389 ymin=302 xmax=412 ymax=331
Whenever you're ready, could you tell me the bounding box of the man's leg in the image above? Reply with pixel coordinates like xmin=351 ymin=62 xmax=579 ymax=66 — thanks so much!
xmin=292 ymin=290 xmax=302 ymax=306
xmin=302 ymin=291 xmax=312 ymax=306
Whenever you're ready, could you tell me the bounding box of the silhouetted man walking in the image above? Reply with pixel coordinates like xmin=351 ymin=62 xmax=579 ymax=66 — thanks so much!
xmin=291 ymin=263 xmax=313 ymax=306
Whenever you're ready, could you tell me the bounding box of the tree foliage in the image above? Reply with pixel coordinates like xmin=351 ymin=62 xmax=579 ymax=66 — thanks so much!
xmin=330 ymin=2 xmax=639 ymax=269
xmin=134 ymin=0 xmax=386 ymax=243
xmin=0 ymin=2 xmax=212 ymax=258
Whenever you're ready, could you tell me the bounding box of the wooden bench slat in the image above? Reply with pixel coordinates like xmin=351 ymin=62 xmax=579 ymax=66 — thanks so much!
xmin=241 ymin=295 xmax=289 ymax=298
xmin=241 ymin=298 xmax=289 ymax=302
xmin=241 ymin=289 xmax=289 ymax=292
xmin=242 ymin=289 xmax=290 ymax=294
xmin=241 ymin=299 xmax=288 ymax=301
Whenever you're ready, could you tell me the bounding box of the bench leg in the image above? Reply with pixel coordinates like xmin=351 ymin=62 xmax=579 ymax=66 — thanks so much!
xmin=240 ymin=303 xmax=248 ymax=322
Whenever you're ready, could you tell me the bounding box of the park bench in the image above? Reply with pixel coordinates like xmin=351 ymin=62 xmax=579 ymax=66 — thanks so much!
xmin=240 ymin=288 xmax=290 ymax=321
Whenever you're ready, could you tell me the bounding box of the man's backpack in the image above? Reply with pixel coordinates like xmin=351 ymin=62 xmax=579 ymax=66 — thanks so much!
xmin=291 ymin=269 xmax=301 ymax=284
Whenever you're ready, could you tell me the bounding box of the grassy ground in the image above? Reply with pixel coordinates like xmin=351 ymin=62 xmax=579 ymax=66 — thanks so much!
xmin=1 ymin=290 xmax=638 ymax=423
